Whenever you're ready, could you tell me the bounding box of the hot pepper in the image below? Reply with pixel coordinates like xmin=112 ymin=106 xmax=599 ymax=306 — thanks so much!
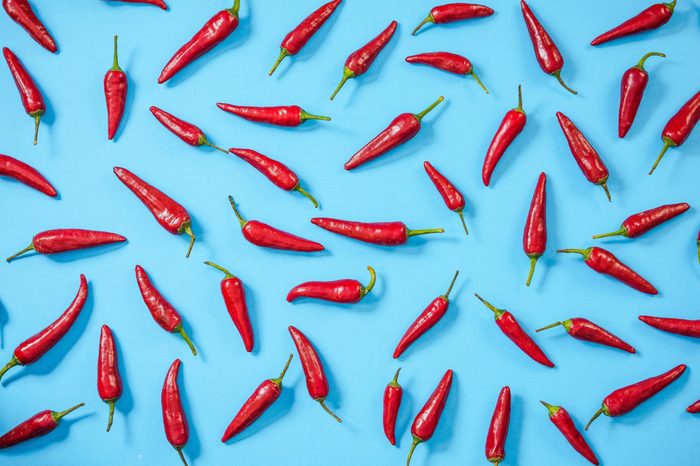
xmin=424 ymin=161 xmax=468 ymax=235
xmin=98 ymin=325 xmax=123 ymax=432
xmin=649 ymin=90 xmax=700 ymax=174
xmin=161 ymin=359 xmax=190 ymax=466
xmin=523 ymin=172 xmax=546 ymax=287
xmin=150 ymin=106 xmax=227 ymax=153
xmin=111 ymin=0 xmax=167 ymax=8
xmin=687 ymin=400 xmax=700 ymax=413
xmin=217 ymin=104 xmax=330 ymax=126
xmin=482 ymin=85 xmax=526 ymax=186
xmin=485 ymin=386 xmax=511 ymax=466
xmin=592 ymin=203 xmax=689 ymax=239
xmin=541 ymin=401 xmax=598 ymax=465
xmin=3 ymin=47 xmax=46 ymax=145
xmin=536 ymin=318 xmax=636 ymax=353
xmin=0 ymin=403 xmax=84 ymax=448
xmin=6 ymin=228 xmax=127 ymax=263
xmin=591 ymin=1 xmax=676 ymax=46
xmin=104 ymin=35 xmax=128 ymax=140
xmin=406 ymin=53 xmax=488 ymax=93
xmin=0 ymin=154 xmax=57 ymax=197
xmin=383 ymin=368 xmax=402 ymax=446
xmin=2 ymin=0 xmax=57 ymax=52
xmin=412 ymin=3 xmax=494 ymax=35
xmin=287 ymin=266 xmax=376 ymax=303
xmin=618 ymin=52 xmax=665 ymax=138
xmin=311 ymin=217 xmax=443 ymax=246
xmin=638 ymin=315 xmax=700 ymax=338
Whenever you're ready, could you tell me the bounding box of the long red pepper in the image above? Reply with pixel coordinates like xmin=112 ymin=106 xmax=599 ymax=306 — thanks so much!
xmin=585 ymin=364 xmax=686 ymax=430
xmin=3 ymin=47 xmax=46 ymax=145
xmin=217 ymin=104 xmax=330 ymax=126
xmin=474 ymin=294 xmax=554 ymax=367
xmin=0 ymin=154 xmax=56 ymax=197
xmin=557 ymin=247 xmax=657 ymax=295
xmin=135 ymin=265 xmax=197 ymax=356
xmin=591 ymin=1 xmax=676 ymax=46
xmin=0 ymin=275 xmax=88 ymax=383
xmin=2 ymin=0 xmax=57 ymax=53
xmin=523 ymin=172 xmax=546 ymax=287
xmin=537 ymin=318 xmax=636 ymax=353
xmin=556 ymin=112 xmax=611 ymax=201
xmin=229 ymin=196 xmax=324 ymax=252
xmin=344 ymin=97 xmax=444 ymax=170
xmin=98 ymin=325 xmax=123 ymax=432
xmin=268 ymin=0 xmax=342 ymax=76
xmin=114 ymin=167 xmax=196 ymax=258
xmin=203 ymin=261 xmax=254 ymax=352
xmin=593 ymin=203 xmax=689 ymax=239
xmin=162 ymin=359 xmax=190 ymax=466
xmin=383 ymin=368 xmax=402 ymax=446
xmin=393 ymin=271 xmax=459 ymax=358
xmin=330 ymin=20 xmax=397 ymax=100
xmin=618 ymin=52 xmax=665 ymax=138
xmin=288 ymin=325 xmax=341 ymax=422
xmin=406 ymin=369 xmax=453 ymax=466
xmin=424 ymin=161 xmax=468 ymax=235
xmin=287 ymin=266 xmax=376 ymax=303
xmin=104 ymin=35 xmax=128 ymax=140
xmin=6 ymin=228 xmax=127 ymax=262
xmin=158 ymin=0 xmax=240 ymax=83
xmin=311 ymin=217 xmax=444 ymax=246
xmin=541 ymin=401 xmax=598 ymax=465
xmin=649 ymin=90 xmax=700 ymax=174
xmin=638 ymin=315 xmax=700 ymax=338
xmin=687 ymin=400 xmax=700 ymax=414
xmin=221 ymin=354 xmax=293 ymax=442
xmin=229 ymin=148 xmax=319 ymax=207
xmin=482 ymin=85 xmax=526 ymax=186
xmin=406 ymin=53 xmax=488 ymax=93
xmin=150 ymin=106 xmax=227 ymax=153
xmin=485 ymin=386 xmax=510 ymax=466
xmin=0 ymin=403 xmax=84 ymax=448
xmin=111 ymin=0 xmax=167 ymax=9
xmin=412 ymin=3 xmax=494 ymax=35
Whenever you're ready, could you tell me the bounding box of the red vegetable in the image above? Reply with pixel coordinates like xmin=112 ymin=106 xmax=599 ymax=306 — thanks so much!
xmin=474 ymin=294 xmax=554 ymax=367
xmin=482 ymin=85 xmax=526 ymax=186
xmin=0 ymin=275 xmax=88 ymax=383
xmin=111 ymin=0 xmax=167 ymax=8
xmin=406 ymin=52 xmax=488 ymax=93
xmin=0 ymin=403 xmax=84 ymax=448
xmin=135 ymin=265 xmax=197 ymax=356
xmin=2 ymin=0 xmax=57 ymax=53
xmin=638 ymin=315 xmax=700 ymax=338
xmin=585 ymin=364 xmax=686 ymax=430
xmin=104 ymin=35 xmax=128 ymax=140
xmin=687 ymin=400 xmax=700 ymax=413
xmin=6 ymin=228 xmax=126 ymax=263
xmin=161 ymin=359 xmax=190 ymax=466
xmin=288 ymin=326 xmax=341 ymax=422
xmin=593 ymin=202 xmax=689 ymax=239
xmin=0 ymin=154 xmax=56 ymax=197
xmin=150 ymin=106 xmax=227 ymax=153
xmin=649 ymin=90 xmax=700 ymax=174
xmin=536 ymin=318 xmax=636 ymax=353
xmin=541 ymin=401 xmax=598 ymax=465
xmin=523 ymin=172 xmax=546 ymax=287
xmin=393 ymin=271 xmax=459 ymax=358
xmin=591 ymin=1 xmax=676 ymax=46
xmin=520 ymin=0 xmax=576 ymax=94
xmin=98 ymin=325 xmax=123 ymax=432
xmin=412 ymin=3 xmax=493 ymax=35
xmin=618 ymin=52 xmax=665 ymax=138
xmin=3 ymin=47 xmax=46 ymax=145
xmin=217 ymin=103 xmax=330 ymax=126
xmin=268 ymin=0 xmax=343 ymax=76
xmin=311 ymin=217 xmax=443 ymax=246
xmin=383 ymin=368 xmax=402 ymax=446
xmin=424 ymin=161 xmax=468 ymax=235
xmin=485 ymin=386 xmax=511 ymax=466
xmin=287 ymin=266 xmax=376 ymax=303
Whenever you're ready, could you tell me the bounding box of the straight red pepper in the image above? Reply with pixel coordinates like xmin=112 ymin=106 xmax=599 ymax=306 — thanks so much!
xmin=537 ymin=318 xmax=636 ymax=353
xmin=618 ymin=52 xmax=665 ymax=138
xmin=2 ymin=0 xmax=57 ymax=52
xmin=0 ymin=403 xmax=84 ymax=448
xmin=344 ymin=97 xmax=444 ymax=170
xmin=406 ymin=52 xmax=488 ymax=93
xmin=111 ymin=0 xmax=167 ymax=8
xmin=687 ymin=400 xmax=700 ymax=414
xmin=162 ymin=359 xmax=190 ymax=466
xmin=593 ymin=203 xmax=689 ymax=239
xmin=104 ymin=35 xmax=128 ymax=140
xmin=217 ymin=104 xmax=330 ymax=126
xmin=649 ymin=90 xmax=700 ymax=174
xmin=638 ymin=315 xmax=700 ymax=338
xmin=591 ymin=1 xmax=676 ymax=46
xmin=311 ymin=217 xmax=443 ymax=246
xmin=98 ymin=325 xmax=123 ymax=432
xmin=424 ymin=161 xmax=469 ymax=235
xmin=3 ymin=47 xmax=46 ymax=145
xmin=412 ymin=3 xmax=494 ymax=35
xmin=150 ymin=106 xmax=227 ymax=153
xmin=523 ymin=172 xmax=546 ymax=287
xmin=383 ymin=368 xmax=402 ymax=446
xmin=541 ymin=401 xmax=598 ymax=465
xmin=482 ymin=85 xmax=526 ymax=186
xmin=0 ymin=154 xmax=56 ymax=197
xmin=485 ymin=386 xmax=511 ymax=466
xmin=6 ymin=228 xmax=126 ymax=262
xmin=287 ymin=266 xmax=376 ymax=303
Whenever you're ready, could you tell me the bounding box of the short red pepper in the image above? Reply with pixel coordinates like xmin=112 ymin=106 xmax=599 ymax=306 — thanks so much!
xmin=98 ymin=325 xmax=123 ymax=432
xmin=104 ymin=35 xmax=128 ymax=140
xmin=618 ymin=52 xmax=665 ymax=138
xmin=150 ymin=106 xmax=227 ymax=153
xmin=638 ymin=315 xmax=700 ymax=338
xmin=591 ymin=1 xmax=676 ymax=46
xmin=523 ymin=172 xmax=547 ymax=287
xmin=406 ymin=52 xmax=488 ymax=93
xmin=537 ymin=318 xmax=636 ymax=353
xmin=541 ymin=401 xmax=598 ymax=465
xmin=593 ymin=203 xmax=689 ymax=239
xmin=3 ymin=47 xmax=46 ymax=145
xmin=0 ymin=403 xmax=84 ymax=448
xmin=0 ymin=153 xmax=57 ymax=197
xmin=6 ymin=228 xmax=126 ymax=263
xmin=412 ymin=3 xmax=494 ymax=35
xmin=287 ymin=266 xmax=376 ymax=303
xmin=311 ymin=217 xmax=443 ymax=246
xmin=424 ymin=161 xmax=469 ymax=235
xmin=217 ymin=104 xmax=330 ymax=127
xmin=649 ymin=90 xmax=700 ymax=174
xmin=482 ymin=85 xmax=526 ymax=186
xmin=485 ymin=386 xmax=511 ymax=466
xmin=161 ymin=359 xmax=190 ymax=466
xmin=2 ymin=0 xmax=57 ymax=53
xmin=383 ymin=368 xmax=402 ymax=446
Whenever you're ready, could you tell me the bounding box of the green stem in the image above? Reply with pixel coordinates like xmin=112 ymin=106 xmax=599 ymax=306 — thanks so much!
xmin=525 ymin=256 xmax=538 ymax=287
xmin=469 ymin=71 xmax=489 ymax=94
xmin=442 ymin=271 xmax=459 ymax=300
xmin=201 ymin=139 xmax=229 ymax=154
xmin=177 ymin=326 xmax=197 ymax=356
xmin=406 ymin=437 xmax=421 ymax=466
xmin=600 ymin=182 xmax=612 ymax=202
xmin=228 ymin=195 xmax=247 ymax=228
xmin=649 ymin=139 xmax=673 ymax=175
xmin=179 ymin=222 xmax=195 ymax=259
xmin=52 ymin=402 xmax=85 ymax=423
xmin=415 ymin=96 xmax=444 ymax=120
xmin=300 ymin=110 xmax=331 ymax=122
xmin=536 ymin=321 xmax=562 ymax=333
xmin=228 ymin=0 xmax=240 ymax=16
xmin=456 ymin=210 xmax=469 ymax=236
xmin=6 ymin=243 xmax=35 ymax=262
xmin=271 ymin=354 xmax=294 ymax=386
xmin=176 ymin=448 xmax=189 ymax=466
xmin=294 ymin=185 xmax=319 ymax=208
xmin=318 ymin=399 xmax=342 ymax=423
xmin=474 ymin=293 xmax=504 ymax=319
xmin=552 ymin=70 xmax=577 ymax=95
xmin=516 ymin=84 xmax=523 ymax=112
xmin=406 ymin=227 xmax=444 ymax=238
xmin=411 ymin=15 xmax=434 ymax=35
xmin=33 ymin=113 xmax=41 ymax=145
xmin=203 ymin=261 xmax=234 ymax=278
xmin=557 ymin=248 xmax=591 ymax=260
xmin=361 ymin=266 xmax=376 ymax=297
xmin=111 ymin=35 xmax=122 ymax=71
xmin=540 ymin=400 xmax=559 ymax=417
xmin=268 ymin=48 xmax=289 ymax=76
xmin=0 ymin=356 xmax=20 ymax=382
xmin=389 ymin=367 xmax=401 ymax=387
xmin=584 ymin=408 xmax=604 ymax=430
xmin=330 ymin=68 xmax=354 ymax=100
xmin=106 ymin=400 xmax=115 ymax=432
xmin=636 ymin=51 xmax=665 ymax=70
xmin=592 ymin=226 xmax=627 ymax=239
xmin=665 ymin=0 xmax=677 ymax=13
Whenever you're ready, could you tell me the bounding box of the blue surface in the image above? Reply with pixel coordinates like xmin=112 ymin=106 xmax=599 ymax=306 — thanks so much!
xmin=0 ymin=1 xmax=699 ymax=465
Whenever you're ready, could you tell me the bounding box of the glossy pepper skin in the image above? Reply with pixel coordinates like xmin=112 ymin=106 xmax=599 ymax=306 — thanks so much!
xmin=406 ymin=53 xmax=488 ymax=93
xmin=482 ymin=85 xmax=526 ymax=186
xmin=150 ymin=106 xmax=227 ymax=153
xmin=618 ymin=52 xmax=665 ymax=138
xmin=3 ymin=47 xmax=45 ymax=145
xmin=474 ymin=294 xmax=554 ymax=368
xmin=523 ymin=173 xmax=547 ymax=287
xmin=2 ymin=0 xmax=57 ymax=53
xmin=135 ymin=265 xmax=197 ymax=356
xmin=0 ymin=403 xmax=84 ymax=448
xmin=287 ymin=266 xmax=376 ymax=303
xmin=593 ymin=203 xmax=689 ymax=239
xmin=412 ymin=3 xmax=494 ymax=35
xmin=541 ymin=401 xmax=598 ymax=465
xmin=203 ymin=261 xmax=254 ymax=352
xmin=311 ymin=217 xmax=443 ymax=246
xmin=649 ymin=90 xmax=700 ymax=174
xmin=162 ymin=360 xmax=190 ymax=466
xmin=687 ymin=400 xmax=700 ymax=413
xmin=485 ymin=386 xmax=511 ymax=466
xmin=557 ymin=247 xmax=657 ymax=295
xmin=330 ymin=20 xmax=397 ymax=100
xmin=221 ymin=354 xmax=293 ymax=442
xmin=591 ymin=1 xmax=676 ymax=46
xmin=520 ymin=1 xmax=576 ymax=94
xmin=104 ymin=36 xmax=128 ymax=140
xmin=638 ymin=315 xmax=700 ymax=338
xmin=0 ymin=275 xmax=88 ymax=383
xmin=344 ymin=97 xmax=444 ymax=170
xmin=424 ymin=161 xmax=468 ymax=235
xmin=0 ymin=154 xmax=56 ymax=197
xmin=158 ymin=0 xmax=240 ymax=83
xmin=217 ymin=104 xmax=330 ymax=126
xmin=383 ymin=368 xmax=402 ymax=446
xmin=98 ymin=325 xmax=123 ymax=432
xmin=6 ymin=228 xmax=126 ymax=262
xmin=111 ymin=0 xmax=167 ymax=8
xmin=585 ymin=364 xmax=686 ymax=430
xmin=537 ymin=318 xmax=636 ymax=353
xmin=393 ymin=271 xmax=459 ymax=358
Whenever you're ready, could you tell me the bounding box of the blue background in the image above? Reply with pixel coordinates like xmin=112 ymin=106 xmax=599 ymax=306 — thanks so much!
xmin=0 ymin=1 xmax=699 ymax=465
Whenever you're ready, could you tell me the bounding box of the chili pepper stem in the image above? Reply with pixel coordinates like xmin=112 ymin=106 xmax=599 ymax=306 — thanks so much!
xmin=227 ymin=0 xmax=240 ymax=16
xmin=474 ymin=293 xmax=504 ymax=318
xmin=469 ymin=71 xmax=489 ymax=94
xmin=330 ymin=68 xmax=354 ymax=100
xmin=592 ymin=227 xmax=627 ymax=239
xmin=414 ymin=96 xmax=444 ymax=121
xmin=516 ymin=84 xmax=523 ymax=111
xmin=390 ymin=367 xmax=401 ymax=386
xmin=300 ymin=110 xmax=331 ymax=122
xmin=177 ymin=326 xmax=197 ymax=356
xmin=176 ymin=448 xmax=189 ymax=466
xmin=318 ymin=400 xmax=342 ymax=423
xmin=406 ymin=228 xmax=444 ymax=237
xmin=111 ymin=35 xmax=122 ymax=72
xmin=0 ymin=356 xmax=20 ymax=382
xmin=456 ymin=210 xmax=469 ymax=235
xmin=6 ymin=243 xmax=35 ymax=262
xmin=228 ymin=195 xmax=247 ymax=228
xmin=649 ymin=139 xmax=673 ymax=175
xmin=361 ymin=266 xmax=377 ymax=296
xmin=201 ymin=139 xmax=229 ymax=154
xmin=636 ymin=52 xmax=666 ymax=69
xmin=584 ymin=408 xmax=605 ymax=430
xmin=666 ymin=0 xmax=677 ymax=12
xmin=442 ymin=271 xmax=460 ymax=300
xmin=106 ymin=400 xmax=115 ymax=432
xmin=179 ymin=223 xmax=196 ymax=259
xmin=600 ymin=182 xmax=612 ymax=202
xmin=32 ymin=114 xmax=41 ymax=146
xmin=536 ymin=321 xmax=563 ymax=332
xmin=53 ymin=403 xmax=86 ymax=422
xmin=203 ymin=261 xmax=234 ymax=278
xmin=272 ymin=354 xmax=294 ymax=386
xmin=552 ymin=71 xmax=577 ymax=95
xmin=557 ymin=248 xmax=592 ymax=260
xmin=268 ymin=48 xmax=289 ymax=76
xmin=525 ymin=256 xmax=539 ymax=287
xmin=406 ymin=437 xmax=422 ymax=466
xmin=411 ymin=15 xmax=434 ymax=35
xmin=294 ymin=185 xmax=319 ymax=208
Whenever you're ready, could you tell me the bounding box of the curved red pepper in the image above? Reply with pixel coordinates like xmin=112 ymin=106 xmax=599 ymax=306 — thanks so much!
xmin=111 ymin=0 xmax=167 ymax=8
xmin=344 ymin=97 xmax=444 ymax=170
xmin=424 ymin=161 xmax=468 ymax=235
xmin=3 ymin=47 xmax=45 ymax=145
xmin=687 ymin=400 xmax=700 ymax=413
xmin=0 ymin=403 xmax=84 ymax=448
xmin=541 ymin=401 xmax=598 ymax=465
xmin=523 ymin=172 xmax=546 ymax=287
xmin=0 ymin=275 xmax=88 ymax=383
xmin=98 ymin=325 xmax=123 ymax=432
xmin=406 ymin=52 xmax=488 ymax=93
xmin=150 ymin=106 xmax=227 ymax=153
xmin=0 ymin=154 xmax=56 ymax=197
xmin=2 ymin=0 xmax=57 ymax=52
xmin=638 ymin=315 xmax=700 ymax=338
xmin=649 ymin=90 xmax=700 ymax=174
xmin=593 ymin=202 xmax=689 ymax=239
xmin=287 ymin=266 xmax=376 ymax=303
xmin=412 ymin=3 xmax=494 ymax=35
xmin=311 ymin=217 xmax=443 ymax=246
xmin=485 ymin=386 xmax=511 ymax=465
xmin=591 ymin=1 xmax=676 ymax=46
xmin=482 ymin=85 xmax=526 ymax=186
xmin=161 ymin=359 xmax=190 ymax=466
xmin=6 ymin=228 xmax=126 ymax=262
xmin=217 ymin=103 xmax=330 ymax=126
xmin=537 ymin=318 xmax=636 ymax=353
xmin=104 ymin=36 xmax=128 ymax=140
xmin=383 ymin=368 xmax=402 ymax=446
xmin=618 ymin=52 xmax=665 ymax=138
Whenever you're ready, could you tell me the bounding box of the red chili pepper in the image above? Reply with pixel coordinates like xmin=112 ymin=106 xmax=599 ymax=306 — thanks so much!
xmin=330 ymin=20 xmax=397 ymax=100
xmin=585 ymin=364 xmax=686 ymax=430
xmin=424 ymin=161 xmax=469 ymax=236
xmin=557 ymin=247 xmax=657 ymax=295
xmin=158 ymin=0 xmax=240 ymax=83
xmin=221 ymin=354 xmax=293 ymax=442
xmin=591 ymin=1 xmax=676 ymax=46
xmin=203 ymin=261 xmax=254 ymax=352
xmin=217 ymin=103 xmax=330 ymax=127
xmin=520 ymin=0 xmax=576 ymax=94
xmin=3 ymin=47 xmax=46 ymax=145
xmin=150 ymin=106 xmax=227 ymax=154
xmin=649 ymin=90 xmax=700 ymax=174
xmin=311 ymin=217 xmax=443 ymax=246
xmin=485 ymin=386 xmax=511 ymax=466
xmin=638 ymin=315 xmax=700 ymax=338
xmin=556 ymin=112 xmax=611 ymax=201
xmin=6 ymin=228 xmax=126 ymax=263
xmin=393 ymin=271 xmax=459 ymax=358
xmin=536 ymin=318 xmax=636 ymax=353
xmin=104 ymin=36 xmax=128 ymax=140
xmin=593 ymin=202 xmax=689 ymax=239
xmin=2 ymin=0 xmax=57 ymax=53
xmin=474 ymin=294 xmax=554 ymax=367
xmin=0 ymin=275 xmax=88 ymax=383
xmin=268 ymin=0 xmax=342 ymax=76
xmin=162 ymin=359 xmax=190 ymax=466
xmin=229 ymin=148 xmax=319 ymax=207
xmin=135 ymin=265 xmax=197 ymax=356
xmin=0 ymin=403 xmax=84 ymax=448
xmin=383 ymin=368 xmax=402 ymax=446
xmin=98 ymin=325 xmax=123 ymax=432
xmin=406 ymin=53 xmax=488 ymax=93
xmin=114 ymin=166 xmax=196 ymax=258
xmin=541 ymin=401 xmax=599 ymax=465
xmin=412 ymin=3 xmax=494 ymax=35
xmin=228 ymin=196 xmax=324 ymax=252
xmin=344 ymin=96 xmax=444 ymax=170
xmin=482 ymin=85 xmax=526 ymax=186
xmin=406 ymin=369 xmax=453 ymax=466
xmin=111 ymin=0 xmax=167 ymax=8
xmin=287 ymin=266 xmax=376 ymax=303
xmin=687 ymin=400 xmax=700 ymax=413
xmin=288 ymin=325 xmax=341 ymax=422
xmin=0 ymin=153 xmax=56 ymax=197
xmin=523 ymin=172 xmax=546 ymax=287
xmin=618 ymin=52 xmax=665 ymax=138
